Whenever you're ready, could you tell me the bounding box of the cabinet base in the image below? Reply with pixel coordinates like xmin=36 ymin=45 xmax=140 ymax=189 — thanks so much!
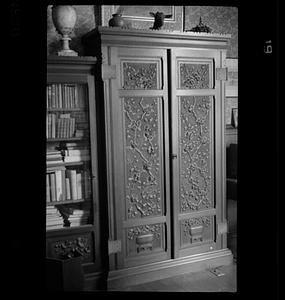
xmin=107 ymin=248 xmax=233 ymax=289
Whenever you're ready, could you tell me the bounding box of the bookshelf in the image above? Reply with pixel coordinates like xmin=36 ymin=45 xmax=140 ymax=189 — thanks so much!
xmin=46 ymin=56 xmax=104 ymax=289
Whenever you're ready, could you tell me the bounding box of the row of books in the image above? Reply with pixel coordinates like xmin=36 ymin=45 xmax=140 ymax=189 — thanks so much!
xmin=46 ymin=83 xmax=86 ymax=109
xmin=68 ymin=208 xmax=90 ymax=227
xmin=46 ymin=206 xmax=90 ymax=229
xmin=47 ymin=149 xmax=90 ymax=165
xmin=46 ymin=206 xmax=64 ymax=229
xmin=47 ymin=113 xmax=76 ymax=139
xmin=46 ymin=168 xmax=90 ymax=203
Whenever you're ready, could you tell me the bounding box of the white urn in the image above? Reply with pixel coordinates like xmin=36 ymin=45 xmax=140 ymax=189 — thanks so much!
xmin=51 ymin=5 xmax=78 ymax=56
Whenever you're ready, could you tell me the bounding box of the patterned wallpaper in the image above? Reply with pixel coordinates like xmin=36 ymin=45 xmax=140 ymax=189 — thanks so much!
xmin=47 ymin=5 xmax=238 ymax=57
xmin=184 ymin=6 xmax=238 ymax=58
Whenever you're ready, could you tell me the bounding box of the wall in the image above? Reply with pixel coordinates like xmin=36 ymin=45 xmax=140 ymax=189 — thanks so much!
xmin=184 ymin=6 xmax=238 ymax=58
xmin=47 ymin=5 xmax=238 ymax=58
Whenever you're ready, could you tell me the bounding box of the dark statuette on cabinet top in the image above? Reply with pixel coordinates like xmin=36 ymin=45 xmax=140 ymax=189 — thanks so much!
xmin=149 ymin=12 xmax=172 ymax=30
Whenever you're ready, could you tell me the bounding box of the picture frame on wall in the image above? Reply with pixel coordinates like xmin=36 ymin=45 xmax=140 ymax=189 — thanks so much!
xmin=232 ymin=108 xmax=238 ymax=128
xmin=102 ymin=5 xmax=184 ymax=31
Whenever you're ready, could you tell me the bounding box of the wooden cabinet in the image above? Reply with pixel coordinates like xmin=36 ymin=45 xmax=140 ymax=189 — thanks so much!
xmin=46 ymin=56 xmax=106 ymax=290
xmin=83 ymin=27 xmax=233 ymax=288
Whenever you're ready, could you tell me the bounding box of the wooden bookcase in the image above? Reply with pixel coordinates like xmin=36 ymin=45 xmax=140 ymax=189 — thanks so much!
xmin=46 ymin=56 xmax=105 ymax=290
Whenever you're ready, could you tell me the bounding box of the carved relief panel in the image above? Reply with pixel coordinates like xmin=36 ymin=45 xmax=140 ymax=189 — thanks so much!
xmin=47 ymin=233 xmax=94 ymax=263
xmin=126 ymin=223 xmax=164 ymax=256
xmin=178 ymin=61 xmax=213 ymax=89
xmin=123 ymin=96 xmax=163 ymax=219
xmin=179 ymin=96 xmax=214 ymax=213
xmin=115 ymin=51 xmax=168 ymax=263
xmin=180 ymin=215 xmax=214 ymax=247
xmin=121 ymin=60 xmax=162 ymax=90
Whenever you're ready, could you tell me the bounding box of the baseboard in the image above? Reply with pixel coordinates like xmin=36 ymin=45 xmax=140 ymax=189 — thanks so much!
xmin=107 ymin=248 xmax=233 ymax=289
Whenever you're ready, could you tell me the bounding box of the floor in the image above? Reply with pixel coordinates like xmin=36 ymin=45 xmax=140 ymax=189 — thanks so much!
xmin=109 ymin=260 xmax=237 ymax=292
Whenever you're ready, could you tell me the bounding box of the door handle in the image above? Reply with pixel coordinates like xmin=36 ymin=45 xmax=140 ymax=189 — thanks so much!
xmin=171 ymin=154 xmax=178 ymax=159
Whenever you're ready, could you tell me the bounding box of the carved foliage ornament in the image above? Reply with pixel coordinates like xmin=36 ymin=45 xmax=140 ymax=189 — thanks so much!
xmin=180 ymin=96 xmax=212 ymax=212
xmin=180 ymin=63 xmax=210 ymax=89
xmin=123 ymin=62 xmax=158 ymax=89
xmin=127 ymin=223 xmax=162 ymax=240
xmin=182 ymin=216 xmax=212 ymax=243
xmin=124 ymin=97 xmax=162 ymax=219
xmin=52 ymin=236 xmax=91 ymax=259
xmin=182 ymin=216 xmax=211 ymax=230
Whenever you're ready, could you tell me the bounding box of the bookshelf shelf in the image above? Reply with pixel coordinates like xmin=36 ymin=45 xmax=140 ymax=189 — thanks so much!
xmin=47 ymin=137 xmax=86 ymax=142
xmin=47 ymin=161 xmax=86 ymax=169
xmin=46 ymin=224 xmax=94 ymax=233
xmin=47 ymin=107 xmax=84 ymax=111
xmin=47 ymin=198 xmax=87 ymax=206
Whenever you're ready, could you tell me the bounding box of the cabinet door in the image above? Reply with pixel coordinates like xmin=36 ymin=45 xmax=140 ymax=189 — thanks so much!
xmin=107 ymin=47 xmax=171 ymax=269
xmin=170 ymin=48 xmax=226 ymax=258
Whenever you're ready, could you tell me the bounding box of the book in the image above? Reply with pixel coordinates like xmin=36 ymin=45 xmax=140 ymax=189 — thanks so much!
xmin=76 ymin=172 xmax=82 ymax=199
xmin=49 ymin=173 xmax=56 ymax=202
xmin=47 ymin=114 xmax=52 ymax=138
xmin=68 ymin=208 xmax=90 ymax=226
xmin=46 ymin=151 xmax=62 ymax=161
xmin=46 ymin=174 xmax=50 ymax=203
xmin=63 ymin=84 xmax=67 ymax=108
xmin=47 ymin=85 xmax=52 ymax=108
xmin=46 ymin=87 xmax=49 ymax=109
xmin=55 ymin=170 xmax=63 ymax=201
xmin=46 ymin=114 xmax=49 ymax=138
xmin=56 ymin=118 xmax=61 ymax=139
xmin=83 ymin=169 xmax=91 ymax=199
xmin=55 ymin=84 xmax=59 ymax=108
xmin=66 ymin=169 xmax=78 ymax=200
xmin=61 ymin=169 xmax=66 ymax=201
xmin=65 ymin=177 xmax=71 ymax=200
xmin=46 ymin=156 xmax=90 ymax=167
xmin=74 ymin=84 xmax=79 ymax=107
xmin=51 ymin=84 xmax=56 ymax=108
xmin=70 ymin=118 xmax=76 ymax=137
xmin=67 ymin=85 xmax=71 ymax=108
xmin=46 ymin=206 xmax=63 ymax=228
xmin=58 ymin=83 xmax=63 ymax=108
xmin=59 ymin=114 xmax=71 ymax=138
xmin=51 ymin=113 xmax=56 ymax=138
xmin=66 ymin=149 xmax=89 ymax=156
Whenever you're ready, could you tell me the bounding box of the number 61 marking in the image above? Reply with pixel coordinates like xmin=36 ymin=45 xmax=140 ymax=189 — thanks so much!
xmin=264 ymin=40 xmax=272 ymax=54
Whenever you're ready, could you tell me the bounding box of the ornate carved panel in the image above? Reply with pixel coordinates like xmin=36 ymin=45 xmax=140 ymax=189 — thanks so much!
xmin=180 ymin=216 xmax=214 ymax=246
xmin=123 ymin=97 xmax=162 ymax=219
xmin=126 ymin=223 xmax=163 ymax=256
xmin=122 ymin=62 xmax=159 ymax=89
xmin=179 ymin=96 xmax=213 ymax=212
xmin=179 ymin=63 xmax=210 ymax=89
xmin=49 ymin=234 xmax=93 ymax=263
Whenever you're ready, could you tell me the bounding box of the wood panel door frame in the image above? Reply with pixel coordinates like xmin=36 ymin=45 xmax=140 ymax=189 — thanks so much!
xmin=105 ymin=46 xmax=172 ymax=269
xmin=170 ymin=48 xmax=227 ymax=258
